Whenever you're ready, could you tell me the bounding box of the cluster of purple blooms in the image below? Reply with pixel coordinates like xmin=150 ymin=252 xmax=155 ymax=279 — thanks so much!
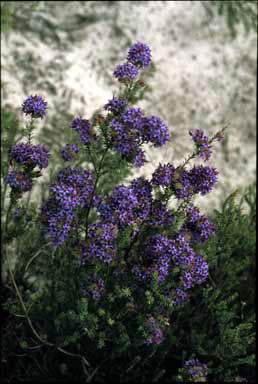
xmin=4 ymin=170 xmax=33 ymax=192
xmin=98 ymin=177 xmax=173 ymax=231
xmin=80 ymin=223 xmax=117 ymax=265
xmin=41 ymin=167 xmax=99 ymax=246
xmin=109 ymin=106 xmax=170 ymax=166
xmin=9 ymin=143 xmax=50 ymax=170
xmin=104 ymin=96 xmax=127 ymax=115
xmin=21 ymin=95 xmax=47 ymax=119
xmin=4 ymin=96 xmax=49 ymax=194
xmin=132 ymin=235 xmax=173 ymax=284
xmin=70 ymin=117 xmax=95 ymax=144
xmin=151 ymin=163 xmax=218 ymax=198
xmin=183 ymin=358 xmax=208 ymax=382
xmin=181 ymin=204 xmax=215 ymax=243
xmin=113 ymin=42 xmax=151 ymax=82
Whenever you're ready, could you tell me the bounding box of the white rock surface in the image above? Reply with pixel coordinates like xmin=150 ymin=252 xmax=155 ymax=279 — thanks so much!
xmin=1 ymin=0 xmax=256 ymax=213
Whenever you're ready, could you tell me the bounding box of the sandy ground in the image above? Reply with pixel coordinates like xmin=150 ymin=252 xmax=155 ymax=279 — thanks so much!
xmin=1 ymin=0 xmax=257 ymax=213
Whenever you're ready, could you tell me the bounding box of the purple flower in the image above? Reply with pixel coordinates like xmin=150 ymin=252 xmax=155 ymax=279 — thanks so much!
xmin=127 ymin=42 xmax=152 ymax=69
xmin=9 ymin=143 xmax=50 ymax=170
xmin=151 ymin=163 xmax=175 ymax=187
xmin=80 ymin=223 xmax=117 ymax=265
xmin=81 ymin=274 xmax=105 ymax=301
xmin=170 ymin=234 xmax=195 ymax=267
xmin=141 ymin=115 xmax=171 ymax=147
xmin=104 ymin=96 xmax=127 ymax=115
xmin=60 ymin=144 xmax=79 ymax=162
xmin=182 ymin=204 xmax=215 ymax=243
xmin=113 ymin=63 xmax=138 ymax=82
xmin=171 ymin=168 xmax=194 ymax=200
xmin=22 ymin=95 xmax=47 ymax=119
xmin=4 ymin=170 xmax=33 ymax=192
xmin=98 ymin=185 xmax=139 ymax=228
xmin=131 ymin=235 xmax=172 ymax=283
xmin=173 ymin=288 xmax=189 ymax=306
xmin=188 ymin=165 xmax=218 ymax=195
xmin=133 ymin=149 xmax=147 ymax=167
xmin=184 ymin=358 xmax=208 ymax=381
xmin=180 ymin=271 xmax=193 ymax=290
xmin=40 ymin=167 xmax=99 ymax=246
xmin=130 ymin=177 xmax=152 ymax=221
xmin=50 ymin=182 xmax=80 ymax=210
xmin=189 ymin=129 xmax=212 ymax=161
xmin=190 ymin=255 xmax=209 ymax=284
xmin=56 ymin=167 xmax=99 ymax=207
xmin=71 ymin=117 xmax=94 ymax=144
xmin=40 ymin=198 xmax=75 ymax=246
xmin=109 ymin=107 xmax=145 ymax=164
xmin=149 ymin=200 xmax=174 ymax=227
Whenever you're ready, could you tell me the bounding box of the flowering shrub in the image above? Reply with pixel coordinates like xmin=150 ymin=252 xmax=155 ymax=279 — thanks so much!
xmin=3 ymin=42 xmax=228 ymax=381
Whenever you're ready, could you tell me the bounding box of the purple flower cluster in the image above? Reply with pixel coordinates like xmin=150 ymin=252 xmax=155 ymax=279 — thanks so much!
xmin=127 ymin=42 xmax=152 ymax=69
xmin=9 ymin=143 xmax=50 ymax=170
xmin=71 ymin=117 xmax=95 ymax=144
xmin=130 ymin=177 xmax=153 ymax=221
xmin=182 ymin=204 xmax=215 ymax=243
xmin=22 ymin=95 xmax=47 ymax=119
xmin=132 ymin=235 xmax=172 ymax=283
xmin=104 ymin=96 xmax=127 ymax=115
xmin=110 ymin=107 xmax=143 ymax=160
xmin=133 ymin=148 xmax=147 ymax=167
xmin=151 ymin=163 xmax=175 ymax=187
xmin=144 ymin=316 xmax=164 ymax=345
xmin=4 ymin=170 xmax=33 ymax=192
xmin=98 ymin=177 xmax=175 ymax=236
xmin=189 ymin=129 xmax=212 ymax=161
xmin=141 ymin=115 xmax=171 ymax=147
xmin=56 ymin=167 xmax=99 ymax=207
xmin=170 ymin=234 xmax=196 ymax=267
xmin=174 ymin=288 xmax=189 ymax=306
xmin=191 ymin=255 xmax=209 ymax=285
xmin=189 ymin=165 xmax=218 ymax=196
xmin=113 ymin=42 xmax=151 ymax=83
xmin=60 ymin=144 xmax=79 ymax=162
xmin=109 ymin=107 xmax=170 ymax=166
xmin=149 ymin=200 xmax=174 ymax=227
xmin=41 ymin=167 xmax=98 ymax=246
xmin=81 ymin=274 xmax=105 ymax=301
xmin=41 ymin=198 xmax=75 ymax=246
xmin=98 ymin=185 xmax=139 ymax=228
xmin=183 ymin=358 xmax=208 ymax=382
xmin=113 ymin=63 xmax=139 ymax=82
xmin=80 ymin=223 xmax=117 ymax=265
xmin=151 ymin=163 xmax=218 ymax=199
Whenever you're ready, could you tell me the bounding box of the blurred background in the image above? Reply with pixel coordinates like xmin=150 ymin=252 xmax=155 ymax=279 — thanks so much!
xmin=1 ymin=0 xmax=257 ymax=213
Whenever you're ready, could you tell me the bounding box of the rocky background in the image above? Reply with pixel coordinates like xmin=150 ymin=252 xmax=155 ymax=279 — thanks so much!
xmin=1 ymin=0 xmax=257 ymax=213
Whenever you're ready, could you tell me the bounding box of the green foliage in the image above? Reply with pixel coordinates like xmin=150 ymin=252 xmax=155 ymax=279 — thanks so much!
xmin=166 ymin=184 xmax=256 ymax=382
xmin=211 ymin=0 xmax=258 ymax=38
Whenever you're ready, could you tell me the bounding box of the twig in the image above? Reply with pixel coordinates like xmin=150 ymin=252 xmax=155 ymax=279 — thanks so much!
xmin=25 ymin=242 xmax=52 ymax=272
